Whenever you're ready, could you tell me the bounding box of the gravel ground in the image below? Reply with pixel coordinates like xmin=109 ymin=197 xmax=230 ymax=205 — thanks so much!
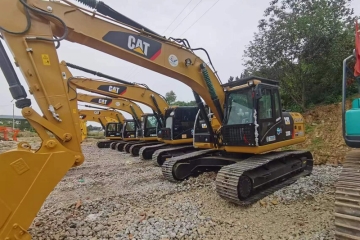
xmin=1 ymin=139 xmax=342 ymax=240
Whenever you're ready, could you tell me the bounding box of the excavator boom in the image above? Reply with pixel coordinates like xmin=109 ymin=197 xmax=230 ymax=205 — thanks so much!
xmin=78 ymin=110 xmax=122 ymax=141
xmin=79 ymin=109 xmax=124 ymax=130
xmin=24 ymin=0 xmax=225 ymax=122
xmin=60 ymin=61 xmax=168 ymax=125
xmin=78 ymin=109 xmax=125 ymax=125
xmin=76 ymin=93 xmax=143 ymax=127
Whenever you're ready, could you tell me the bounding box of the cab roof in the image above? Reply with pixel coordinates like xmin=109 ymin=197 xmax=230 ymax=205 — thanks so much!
xmin=222 ymin=76 xmax=279 ymax=88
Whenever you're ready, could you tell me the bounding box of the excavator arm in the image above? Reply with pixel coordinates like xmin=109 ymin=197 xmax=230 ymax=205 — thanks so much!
xmin=76 ymin=93 xmax=143 ymax=128
xmin=60 ymin=61 xmax=168 ymax=126
xmin=0 ymin=1 xmax=86 ymax=238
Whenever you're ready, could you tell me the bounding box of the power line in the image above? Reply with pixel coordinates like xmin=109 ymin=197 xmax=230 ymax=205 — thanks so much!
xmin=162 ymin=0 xmax=194 ymax=35
xmin=130 ymin=0 xmax=218 ymax=80
xmin=124 ymin=0 xmax=196 ymax=80
xmin=180 ymin=0 xmax=220 ymax=37
xmin=168 ymin=0 xmax=204 ymax=35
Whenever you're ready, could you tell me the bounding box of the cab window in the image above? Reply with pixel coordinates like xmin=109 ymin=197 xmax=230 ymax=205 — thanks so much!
xmin=258 ymin=89 xmax=272 ymax=119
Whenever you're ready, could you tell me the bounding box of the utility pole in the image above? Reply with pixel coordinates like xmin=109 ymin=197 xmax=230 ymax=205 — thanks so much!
xmin=12 ymin=103 xmax=14 ymax=129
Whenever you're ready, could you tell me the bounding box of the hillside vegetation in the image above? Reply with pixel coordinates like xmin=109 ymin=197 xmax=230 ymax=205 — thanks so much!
xmin=283 ymin=100 xmax=354 ymax=165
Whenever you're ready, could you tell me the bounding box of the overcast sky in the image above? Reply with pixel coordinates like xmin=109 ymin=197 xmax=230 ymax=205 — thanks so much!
xmin=0 ymin=0 xmax=359 ymax=127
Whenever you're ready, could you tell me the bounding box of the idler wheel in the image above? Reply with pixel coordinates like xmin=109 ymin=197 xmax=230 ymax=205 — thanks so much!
xmin=238 ymin=175 xmax=252 ymax=199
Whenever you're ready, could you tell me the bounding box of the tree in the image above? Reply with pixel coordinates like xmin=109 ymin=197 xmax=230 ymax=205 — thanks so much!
xmin=172 ymin=100 xmax=197 ymax=106
xmin=165 ymin=90 xmax=177 ymax=104
xmin=242 ymin=0 xmax=357 ymax=111
xmin=164 ymin=90 xmax=197 ymax=106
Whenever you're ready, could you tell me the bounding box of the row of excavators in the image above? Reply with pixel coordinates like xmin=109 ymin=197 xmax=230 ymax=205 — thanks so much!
xmin=0 ymin=0 xmax=358 ymax=239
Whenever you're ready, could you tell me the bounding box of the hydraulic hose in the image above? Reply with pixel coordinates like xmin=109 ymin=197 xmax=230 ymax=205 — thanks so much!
xmin=74 ymin=0 xmax=160 ymax=36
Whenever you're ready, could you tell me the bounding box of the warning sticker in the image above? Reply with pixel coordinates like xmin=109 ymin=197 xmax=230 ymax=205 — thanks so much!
xmin=41 ymin=54 xmax=51 ymax=65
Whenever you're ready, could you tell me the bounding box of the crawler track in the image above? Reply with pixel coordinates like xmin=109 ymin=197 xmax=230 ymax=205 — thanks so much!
xmin=124 ymin=141 xmax=145 ymax=153
xmin=162 ymin=149 xmax=313 ymax=205
xmin=139 ymin=143 xmax=167 ymax=160
xmin=334 ymin=150 xmax=360 ymax=240
xmin=97 ymin=140 xmax=115 ymax=148
xmin=129 ymin=142 xmax=161 ymax=156
xmin=215 ymin=150 xmax=313 ymax=206
xmin=162 ymin=149 xmax=218 ymax=181
xmin=152 ymin=145 xmax=195 ymax=166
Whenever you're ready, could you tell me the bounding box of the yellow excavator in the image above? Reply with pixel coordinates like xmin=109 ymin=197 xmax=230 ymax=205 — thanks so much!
xmin=334 ymin=21 xmax=360 ymax=239
xmin=78 ymin=109 xmax=124 ymax=141
xmin=0 ymin=1 xmax=313 ymax=239
xmin=78 ymin=109 xmax=125 ymax=130
xmin=76 ymin=92 xmax=142 ymax=148
xmin=61 ymin=61 xmax=200 ymax=161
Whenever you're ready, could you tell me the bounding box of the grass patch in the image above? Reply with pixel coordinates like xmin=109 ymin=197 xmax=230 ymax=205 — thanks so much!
xmin=305 ymin=124 xmax=316 ymax=134
xmin=308 ymin=137 xmax=324 ymax=151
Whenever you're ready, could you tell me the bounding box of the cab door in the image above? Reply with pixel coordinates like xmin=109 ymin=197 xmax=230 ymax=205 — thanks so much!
xmin=257 ymin=86 xmax=285 ymax=145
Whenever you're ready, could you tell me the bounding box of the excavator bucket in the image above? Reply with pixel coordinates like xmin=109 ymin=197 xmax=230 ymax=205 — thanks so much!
xmin=0 ymin=144 xmax=76 ymax=239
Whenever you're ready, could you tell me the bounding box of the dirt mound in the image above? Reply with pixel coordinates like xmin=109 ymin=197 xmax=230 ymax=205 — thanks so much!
xmin=285 ymin=101 xmax=354 ymax=165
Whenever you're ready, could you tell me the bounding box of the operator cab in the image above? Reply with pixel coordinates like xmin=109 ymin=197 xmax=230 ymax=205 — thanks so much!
xmin=138 ymin=113 xmax=160 ymax=138
xmin=104 ymin=122 xmax=123 ymax=138
xmin=160 ymin=107 xmax=199 ymax=140
xmin=220 ymin=76 xmax=297 ymax=147
xmin=342 ymin=54 xmax=360 ymax=148
xmin=121 ymin=119 xmax=137 ymax=139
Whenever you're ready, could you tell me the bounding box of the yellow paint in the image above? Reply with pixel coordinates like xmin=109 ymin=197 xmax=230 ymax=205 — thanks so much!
xmin=133 ymin=47 xmax=144 ymax=55
xmin=225 ymin=137 xmax=306 ymax=154
xmin=163 ymin=138 xmax=192 ymax=145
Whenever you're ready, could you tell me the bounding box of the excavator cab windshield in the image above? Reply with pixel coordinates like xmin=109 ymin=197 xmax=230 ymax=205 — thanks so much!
xmin=225 ymin=88 xmax=254 ymax=125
